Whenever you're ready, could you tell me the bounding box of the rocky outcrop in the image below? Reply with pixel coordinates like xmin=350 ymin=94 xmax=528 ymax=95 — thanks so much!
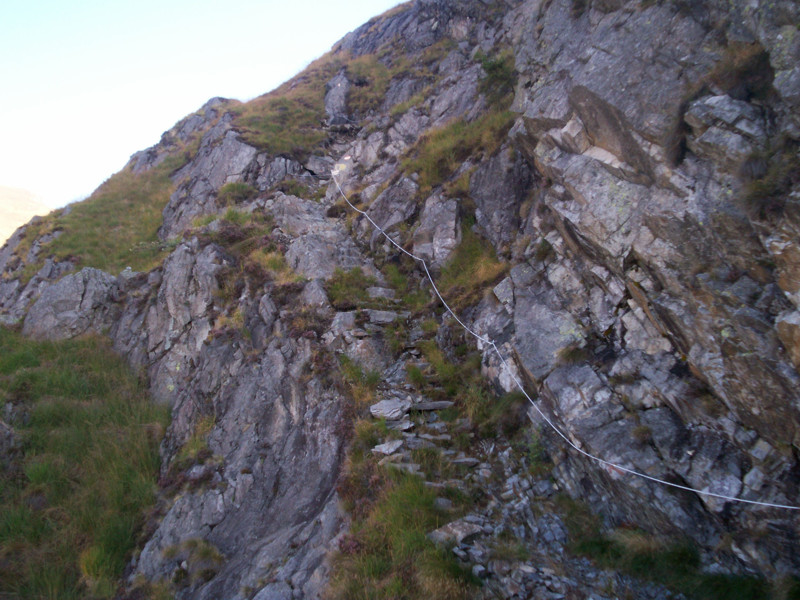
xmin=2 ymin=0 xmax=800 ymax=597
xmin=493 ymin=0 xmax=800 ymax=578
xmin=22 ymin=267 xmax=121 ymax=340
xmin=325 ymin=72 xmax=351 ymax=125
xmin=131 ymin=97 xmax=232 ymax=174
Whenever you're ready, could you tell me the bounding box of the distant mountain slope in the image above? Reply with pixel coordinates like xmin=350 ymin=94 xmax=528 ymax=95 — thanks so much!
xmin=0 ymin=185 xmax=51 ymax=245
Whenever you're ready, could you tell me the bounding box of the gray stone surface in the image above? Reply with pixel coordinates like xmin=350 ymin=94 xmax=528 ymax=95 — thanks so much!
xmin=325 ymin=72 xmax=351 ymax=125
xmin=161 ymin=129 xmax=259 ymax=238
xmin=2 ymin=1 xmax=800 ymax=596
xmin=412 ymin=194 xmax=460 ymax=268
xmin=22 ymin=268 xmax=121 ymax=340
xmin=470 ymin=144 xmax=532 ymax=252
xmin=428 ymin=519 xmax=484 ymax=545
xmin=370 ymin=398 xmax=412 ymax=421
xmin=361 ymin=177 xmax=419 ymax=248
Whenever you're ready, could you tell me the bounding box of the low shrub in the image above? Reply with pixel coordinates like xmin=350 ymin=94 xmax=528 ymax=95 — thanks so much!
xmin=338 ymin=355 xmax=381 ymax=408
xmin=437 ymin=226 xmax=507 ymax=312
xmin=476 ymin=50 xmax=516 ymax=106
xmin=382 ymin=261 xmax=431 ymax=313
xmin=325 ymin=267 xmax=379 ymax=311
xmin=330 ymin=467 xmax=477 ymax=600
xmin=217 ymin=182 xmax=257 ymax=205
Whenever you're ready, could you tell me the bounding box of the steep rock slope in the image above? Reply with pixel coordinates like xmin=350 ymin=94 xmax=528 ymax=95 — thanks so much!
xmin=1 ymin=0 xmax=800 ymax=598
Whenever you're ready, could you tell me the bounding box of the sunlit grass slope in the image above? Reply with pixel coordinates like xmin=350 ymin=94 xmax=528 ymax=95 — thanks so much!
xmin=0 ymin=327 xmax=169 ymax=599
xmin=19 ymin=159 xmax=180 ymax=281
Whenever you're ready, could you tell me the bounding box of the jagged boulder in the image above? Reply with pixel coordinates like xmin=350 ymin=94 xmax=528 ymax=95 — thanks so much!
xmin=22 ymin=268 xmax=121 ymax=340
xmin=412 ymin=193 xmax=460 ymax=268
xmin=160 ymin=127 xmax=259 ymax=238
xmin=325 ymin=72 xmax=351 ymax=125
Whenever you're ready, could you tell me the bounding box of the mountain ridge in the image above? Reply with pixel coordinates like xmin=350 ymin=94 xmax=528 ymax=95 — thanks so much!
xmin=2 ymin=0 xmax=800 ymax=598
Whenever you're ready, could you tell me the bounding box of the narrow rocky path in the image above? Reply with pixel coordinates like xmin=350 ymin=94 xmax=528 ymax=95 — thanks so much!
xmin=363 ymin=352 xmax=685 ymax=600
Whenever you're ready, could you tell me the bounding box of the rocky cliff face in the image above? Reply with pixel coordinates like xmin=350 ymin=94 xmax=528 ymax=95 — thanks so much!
xmin=2 ymin=0 xmax=800 ymax=598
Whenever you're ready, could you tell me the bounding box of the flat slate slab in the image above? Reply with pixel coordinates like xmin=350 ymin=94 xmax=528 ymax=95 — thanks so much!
xmin=371 ymin=439 xmax=404 ymax=455
xmin=370 ymin=397 xmax=411 ymax=420
xmin=427 ymin=519 xmax=483 ymax=546
xmin=412 ymin=401 xmax=454 ymax=411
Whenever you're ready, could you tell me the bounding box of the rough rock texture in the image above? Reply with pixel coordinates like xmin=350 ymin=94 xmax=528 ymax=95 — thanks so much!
xmin=412 ymin=194 xmax=461 ymax=268
xmin=3 ymin=0 xmax=800 ymax=597
xmin=22 ymin=267 xmax=121 ymax=340
xmin=494 ymin=0 xmax=800 ymax=579
xmin=325 ymin=72 xmax=351 ymax=125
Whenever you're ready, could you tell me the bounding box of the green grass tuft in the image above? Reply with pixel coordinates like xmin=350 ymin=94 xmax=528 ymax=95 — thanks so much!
xmin=217 ymin=181 xmax=258 ymax=205
xmin=476 ymin=50 xmax=516 ymax=106
xmin=325 ymin=267 xmax=380 ymax=311
xmin=555 ymin=495 xmax=773 ymax=600
xmin=330 ymin=466 xmax=477 ymax=600
xmin=437 ymin=226 xmax=507 ymax=312
xmin=402 ymin=108 xmax=515 ymax=196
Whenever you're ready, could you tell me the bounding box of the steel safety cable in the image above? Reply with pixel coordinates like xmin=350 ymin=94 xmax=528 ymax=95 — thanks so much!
xmin=331 ymin=169 xmax=800 ymax=511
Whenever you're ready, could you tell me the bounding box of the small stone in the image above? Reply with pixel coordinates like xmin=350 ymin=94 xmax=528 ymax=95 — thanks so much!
xmin=371 ymin=439 xmax=403 ymax=455
xmin=493 ymin=277 xmax=514 ymax=307
xmin=187 ymin=464 xmax=210 ymax=481
xmin=452 ymin=547 xmax=468 ymax=561
xmin=367 ymin=310 xmax=399 ymax=324
xmin=419 ymin=433 xmax=451 ymax=441
xmin=388 ymin=419 xmax=414 ymax=431
xmin=463 ymin=514 xmax=483 ymax=524
xmin=434 ymin=497 xmax=454 ymax=511
xmin=370 ymin=398 xmax=411 ymax=420
xmin=743 ymin=466 xmax=765 ymax=491
xmin=428 ymin=519 xmax=484 ymax=546
xmin=472 ymin=564 xmax=488 ymax=579
xmin=412 ymin=400 xmax=455 ymax=411
xmin=367 ymin=287 xmax=395 ymax=300
xmin=750 ymin=439 xmax=773 ymax=462
xmin=477 ymin=468 xmax=492 ymax=479
xmin=452 ymin=457 xmax=480 ymax=467
xmin=299 ymin=279 xmax=329 ymax=307
xmin=533 ymin=480 xmax=554 ymax=497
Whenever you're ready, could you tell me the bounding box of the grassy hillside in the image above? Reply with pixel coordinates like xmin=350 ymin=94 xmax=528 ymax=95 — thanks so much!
xmin=0 ymin=327 xmax=169 ymax=599
xmin=17 ymin=159 xmax=181 ymax=282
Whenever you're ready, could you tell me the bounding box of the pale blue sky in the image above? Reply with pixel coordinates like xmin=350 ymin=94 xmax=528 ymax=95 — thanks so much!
xmin=0 ymin=0 xmax=404 ymax=208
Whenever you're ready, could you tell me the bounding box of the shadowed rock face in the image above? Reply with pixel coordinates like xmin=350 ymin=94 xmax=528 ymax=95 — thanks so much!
xmin=2 ymin=0 xmax=800 ymax=596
